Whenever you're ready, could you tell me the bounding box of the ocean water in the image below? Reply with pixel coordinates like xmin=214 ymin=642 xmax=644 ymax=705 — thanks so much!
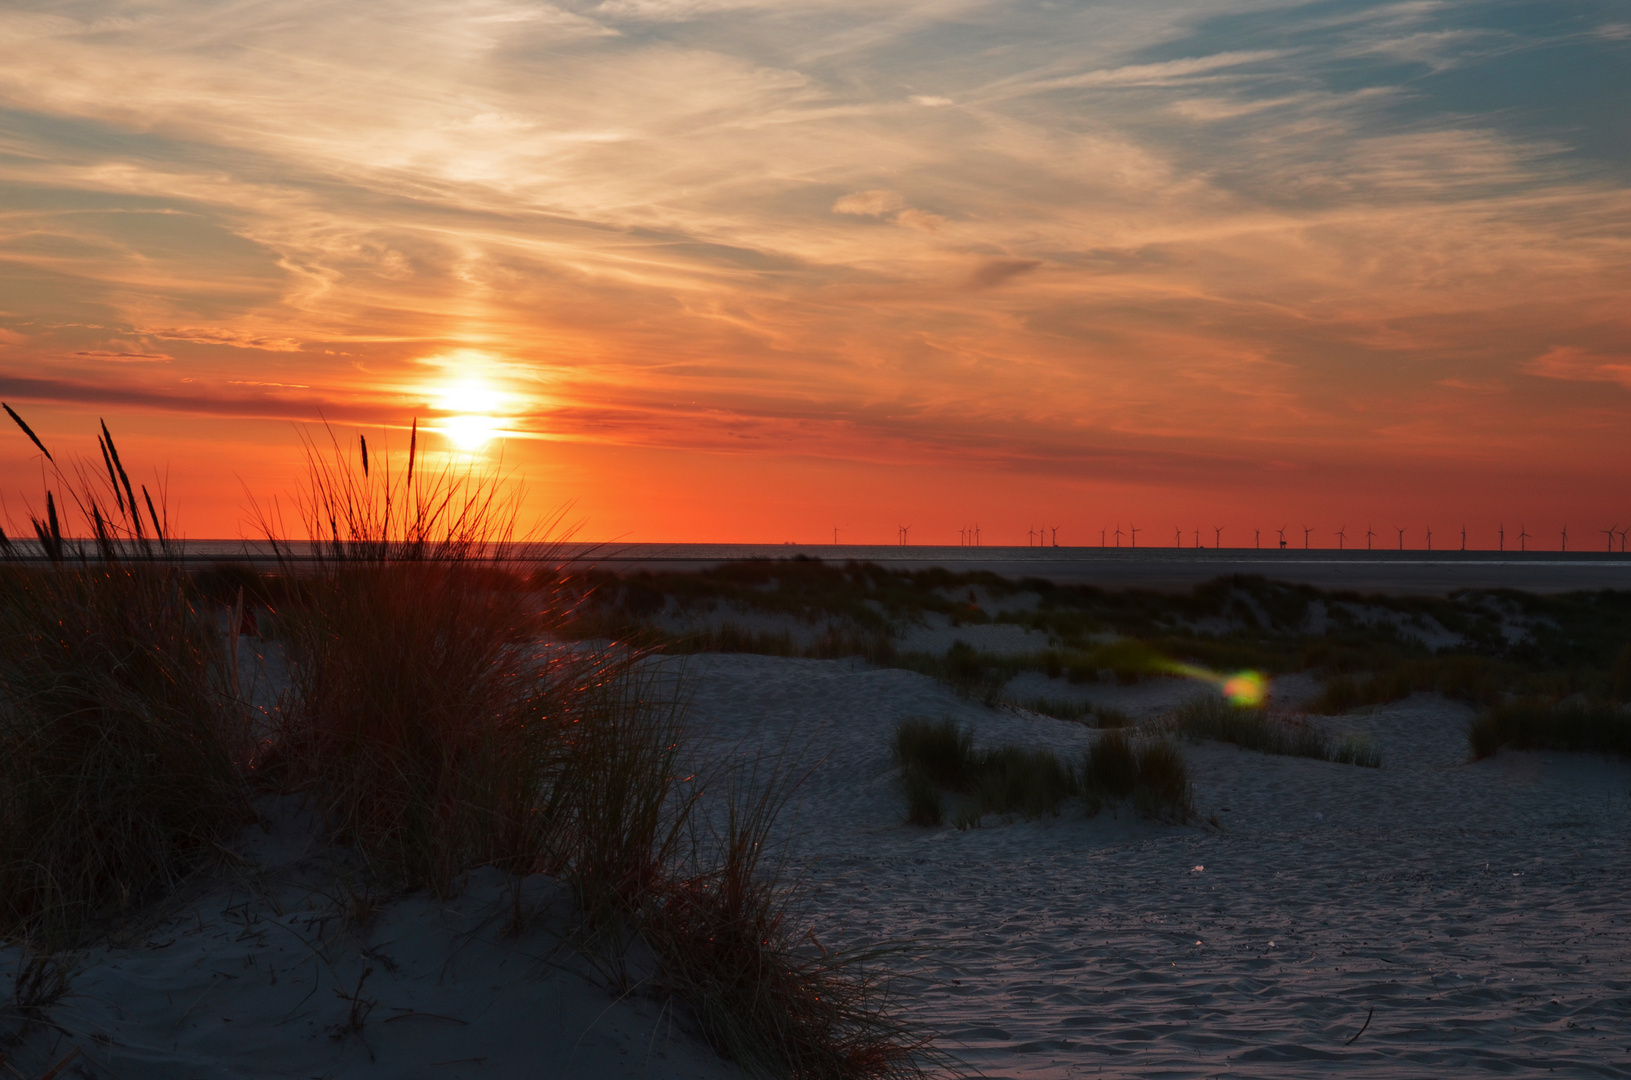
xmin=9 ymin=540 xmax=1630 ymax=592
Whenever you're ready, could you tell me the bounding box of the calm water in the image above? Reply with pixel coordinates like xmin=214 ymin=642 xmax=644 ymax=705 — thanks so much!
xmin=19 ymin=540 xmax=1629 ymax=593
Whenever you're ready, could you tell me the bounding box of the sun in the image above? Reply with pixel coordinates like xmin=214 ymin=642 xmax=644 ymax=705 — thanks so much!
xmin=434 ymin=377 xmax=507 ymax=451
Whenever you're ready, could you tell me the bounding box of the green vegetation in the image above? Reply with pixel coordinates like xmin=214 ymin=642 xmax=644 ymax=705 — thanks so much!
xmin=1171 ymin=695 xmax=1381 ymax=768
xmin=892 ymin=718 xmax=1193 ymax=825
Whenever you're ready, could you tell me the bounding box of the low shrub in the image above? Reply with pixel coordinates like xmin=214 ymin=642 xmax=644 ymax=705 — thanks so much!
xmin=1468 ymin=699 xmax=1631 ymax=760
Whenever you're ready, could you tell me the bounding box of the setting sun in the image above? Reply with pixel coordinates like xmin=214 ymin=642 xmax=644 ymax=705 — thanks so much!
xmin=431 ymin=371 xmax=510 ymax=451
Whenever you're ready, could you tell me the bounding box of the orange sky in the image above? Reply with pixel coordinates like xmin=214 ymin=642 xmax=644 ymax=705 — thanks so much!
xmin=2 ymin=1 xmax=1629 ymax=547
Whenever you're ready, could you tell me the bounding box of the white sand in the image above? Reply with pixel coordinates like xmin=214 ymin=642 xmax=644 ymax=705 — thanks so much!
xmin=679 ymin=654 xmax=1631 ymax=1079
xmin=10 ymin=642 xmax=1630 ymax=1079
xmin=0 ymin=800 xmax=745 ymax=1080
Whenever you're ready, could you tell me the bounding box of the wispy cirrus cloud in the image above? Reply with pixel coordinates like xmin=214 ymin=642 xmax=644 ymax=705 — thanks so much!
xmin=0 ymin=0 xmax=1625 ymax=537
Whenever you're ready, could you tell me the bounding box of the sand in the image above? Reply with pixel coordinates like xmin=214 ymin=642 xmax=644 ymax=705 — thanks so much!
xmin=0 ymin=795 xmax=746 ymax=1079
xmin=679 ymin=654 xmax=1631 ymax=1079
xmin=8 ymin=629 xmax=1631 ymax=1078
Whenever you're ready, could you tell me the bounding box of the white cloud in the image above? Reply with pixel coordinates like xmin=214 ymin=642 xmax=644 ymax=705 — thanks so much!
xmin=832 ymin=189 xmax=905 ymax=216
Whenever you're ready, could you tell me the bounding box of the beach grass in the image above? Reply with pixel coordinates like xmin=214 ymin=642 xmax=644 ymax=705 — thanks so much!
xmin=1079 ymin=730 xmax=1196 ymax=821
xmin=0 ymin=413 xmax=254 ymax=945
xmin=0 ymin=414 xmax=931 ymax=1077
xmin=1468 ymin=699 xmax=1631 ymax=760
xmin=257 ymin=428 xmax=931 ymax=1078
xmin=1171 ymin=694 xmax=1381 ymax=768
xmin=893 ymin=718 xmax=1193 ymax=824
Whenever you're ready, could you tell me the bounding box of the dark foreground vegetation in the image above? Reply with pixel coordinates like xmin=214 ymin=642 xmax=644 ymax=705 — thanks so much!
xmin=0 ymin=413 xmax=929 ymax=1079
xmin=892 ymin=718 xmax=1194 ymax=827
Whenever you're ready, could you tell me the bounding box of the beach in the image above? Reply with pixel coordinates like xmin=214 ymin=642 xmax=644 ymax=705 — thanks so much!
xmin=6 ymin=566 xmax=1631 ymax=1079
xmin=681 ymin=651 xmax=1631 ymax=1078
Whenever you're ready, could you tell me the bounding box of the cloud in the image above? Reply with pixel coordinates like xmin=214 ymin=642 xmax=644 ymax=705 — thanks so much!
xmin=140 ymin=327 xmax=305 ymax=352
xmin=1524 ymin=346 xmax=1631 ymax=390
xmin=0 ymin=0 xmax=1627 ymax=517
xmin=832 ymin=189 xmax=905 ymax=216
xmin=968 ymin=259 xmax=1041 ymax=289
xmin=1023 ymin=50 xmax=1284 ymax=93
xmin=74 ymin=350 xmax=171 ymax=362
xmin=893 ymin=208 xmax=944 ymax=232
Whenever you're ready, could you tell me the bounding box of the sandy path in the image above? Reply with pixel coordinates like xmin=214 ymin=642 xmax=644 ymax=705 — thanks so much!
xmin=680 ymin=654 xmax=1631 ymax=1079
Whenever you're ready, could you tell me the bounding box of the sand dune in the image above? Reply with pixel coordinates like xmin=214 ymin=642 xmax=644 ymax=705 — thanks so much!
xmin=681 ymin=654 xmax=1631 ymax=1078
xmin=0 ymin=800 xmax=744 ymax=1080
xmin=7 ymin=645 xmax=1629 ymax=1078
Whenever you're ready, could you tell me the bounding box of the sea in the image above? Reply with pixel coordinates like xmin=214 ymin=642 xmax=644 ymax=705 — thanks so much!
xmin=20 ymin=539 xmax=1631 ymax=594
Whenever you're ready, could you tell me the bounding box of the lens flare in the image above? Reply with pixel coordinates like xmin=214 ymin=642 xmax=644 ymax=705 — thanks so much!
xmin=1157 ymin=657 xmax=1270 ymax=706
xmin=1221 ymin=671 xmax=1268 ymax=707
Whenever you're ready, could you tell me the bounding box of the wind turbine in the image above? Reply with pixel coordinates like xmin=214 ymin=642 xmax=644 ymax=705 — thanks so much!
xmin=1302 ymin=525 xmax=1313 ymax=549
xmin=1115 ymin=525 xmax=1123 ymax=548
xmin=1518 ymin=525 xmax=1530 ymax=552
xmin=1425 ymin=526 xmax=1432 ymax=551
xmin=899 ymin=524 xmax=911 ymax=546
xmin=1051 ymin=526 xmax=1059 ymax=547
xmin=1619 ymin=527 xmax=1628 ymax=553
xmin=1174 ymin=525 xmax=1183 ymax=548
xmin=1276 ymin=525 xmax=1287 ymax=549
xmin=1604 ymin=525 xmax=1618 ymax=552
xmin=1101 ymin=528 xmax=1107 ymax=547
xmin=1130 ymin=525 xmax=1140 ymax=548
xmin=1028 ymin=527 xmax=1036 ymax=547
xmin=1460 ymin=526 xmax=1466 ymax=552
xmin=834 ymin=526 xmax=839 ymax=545
xmin=1254 ymin=528 xmax=1261 ymax=549
xmin=1366 ymin=525 xmax=1376 ymax=550
xmin=1395 ymin=526 xmax=1405 ymax=550
xmin=974 ymin=524 xmax=980 ymax=546
xmin=1561 ymin=525 xmax=1568 ymax=552
xmin=1336 ymin=525 xmax=1347 ymax=550
xmin=1193 ymin=528 xmax=1202 ymax=547
xmin=1214 ymin=525 xmax=1224 ymax=548
xmin=1498 ymin=524 xmax=1505 ymax=552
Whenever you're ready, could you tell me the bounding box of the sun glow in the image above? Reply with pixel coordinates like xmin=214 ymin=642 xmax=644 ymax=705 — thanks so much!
xmin=432 ymin=373 xmax=509 ymax=451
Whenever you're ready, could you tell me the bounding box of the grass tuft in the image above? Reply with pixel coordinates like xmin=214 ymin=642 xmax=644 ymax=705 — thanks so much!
xmin=900 ymin=766 xmax=944 ymax=827
xmin=261 ymin=429 xmax=930 ymax=1077
xmin=894 ymin=719 xmax=1193 ymax=825
xmin=1079 ymin=730 xmax=1196 ymax=821
xmin=1171 ymin=694 xmax=1380 ymax=768
xmin=1468 ymin=699 xmax=1631 ymax=760
xmin=0 ymin=412 xmax=253 ymax=945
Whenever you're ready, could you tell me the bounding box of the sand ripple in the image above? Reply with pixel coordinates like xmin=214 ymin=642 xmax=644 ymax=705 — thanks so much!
xmin=682 ymin=655 xmax=1631 ymax=1079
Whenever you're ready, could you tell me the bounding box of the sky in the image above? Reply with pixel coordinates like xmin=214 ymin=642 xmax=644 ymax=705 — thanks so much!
xmin=1 ymin=0 xmax=1628 ymax=547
